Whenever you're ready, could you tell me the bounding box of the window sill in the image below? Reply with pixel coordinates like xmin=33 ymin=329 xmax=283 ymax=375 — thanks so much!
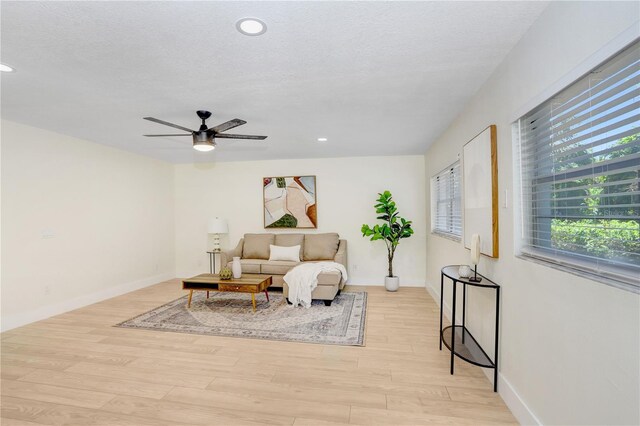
xmin=431 ymin=231 xmax=462 ymax=243
xmin=516 ymin=252 xmax=639 ymax=294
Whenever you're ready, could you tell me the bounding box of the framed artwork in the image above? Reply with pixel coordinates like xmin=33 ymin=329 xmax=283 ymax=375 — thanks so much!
xmin=263 ymin=176 xmax=317 ymax=228
xmin=462 ymin=125 xmax=499 ymax=258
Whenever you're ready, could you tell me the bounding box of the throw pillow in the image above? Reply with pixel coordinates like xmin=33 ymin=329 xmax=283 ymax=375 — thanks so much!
xmin=304 ymin=233 xmax=339 ymax=260
xmin=274 ymin=233 xmax=304 ymax=259
xmin=269 ymin=244 xmax=301 ymax=262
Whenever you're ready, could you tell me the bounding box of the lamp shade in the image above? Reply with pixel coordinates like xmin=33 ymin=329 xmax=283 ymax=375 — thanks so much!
xmin=208 ymin=218 xmax=228 ymax=234
xmin=470 ymin=233 xmax=481 ymax=265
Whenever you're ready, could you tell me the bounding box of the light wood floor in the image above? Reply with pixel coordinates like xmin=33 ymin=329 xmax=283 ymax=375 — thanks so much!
xmin=0 ymin=280 xmax=517 ymax=425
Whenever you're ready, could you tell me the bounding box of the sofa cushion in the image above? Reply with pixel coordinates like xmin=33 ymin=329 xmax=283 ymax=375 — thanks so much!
xmin=274 ymin=233 xmax=304 ymax=259
xmin=304 ymin=233 xmax=340 ymax=260
xmin=226 ymin=259 xmax=267 ymax=274
xmin=261 ymin=260 xmax=300 ymax=275
xmin=269 ymin=245 xmax=301 ymax=262
xmin=317 ymin=271 xmax=342 ymax=285
xmin=242 ymin=234 xmax=275 ymax=260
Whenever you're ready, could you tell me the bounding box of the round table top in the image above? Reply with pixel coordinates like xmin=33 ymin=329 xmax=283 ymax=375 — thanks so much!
xmin=441 ymin=265 xmax=499 ymax=288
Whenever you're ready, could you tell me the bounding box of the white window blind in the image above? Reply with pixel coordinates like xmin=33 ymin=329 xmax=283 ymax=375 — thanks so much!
xmin=516 ymin=40 xmax=639 ymax=291
xmin=432 ymin=162 xmax=461 ymax=238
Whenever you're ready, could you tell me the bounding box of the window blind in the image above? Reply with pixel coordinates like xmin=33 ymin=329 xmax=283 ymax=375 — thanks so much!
xmin=432 ymin=162 xmax=461 ymax=238
xmin=517 ymin=40 xmax=639 ymax=291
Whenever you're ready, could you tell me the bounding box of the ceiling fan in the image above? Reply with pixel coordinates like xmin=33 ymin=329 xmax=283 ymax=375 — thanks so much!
xmin=143 ymin=110 xmax=267 ymax=152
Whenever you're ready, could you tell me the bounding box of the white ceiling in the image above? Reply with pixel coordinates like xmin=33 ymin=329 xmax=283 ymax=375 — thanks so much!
xmin=1 ymin=1 xmax=547 ymax=164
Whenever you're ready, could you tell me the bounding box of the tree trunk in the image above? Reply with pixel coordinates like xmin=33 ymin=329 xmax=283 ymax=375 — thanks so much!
xmin=388 ymin=252 xmax=394 ymax=277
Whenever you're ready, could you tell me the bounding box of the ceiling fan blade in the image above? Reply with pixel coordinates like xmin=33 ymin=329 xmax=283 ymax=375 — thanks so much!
xmin=210 ymin=119 xmax=247 ymax=133
xmin=214 ymin=134 xmax=267 ymax=140
xmin=143 ymin=117 xmax=195 ymax=133
xmin=144 ymin=134 xmax=192 ymax=137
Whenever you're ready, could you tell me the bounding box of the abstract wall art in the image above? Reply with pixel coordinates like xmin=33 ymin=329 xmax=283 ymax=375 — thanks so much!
xmin=263 ymin=176 xmax=317 ymax=228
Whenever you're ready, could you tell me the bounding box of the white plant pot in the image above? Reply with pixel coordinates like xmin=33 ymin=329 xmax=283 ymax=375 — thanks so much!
xmin=384 ymin=276 xmax=400 ymax=292
xmin=232 ymin=257 xmax=242 ymax=279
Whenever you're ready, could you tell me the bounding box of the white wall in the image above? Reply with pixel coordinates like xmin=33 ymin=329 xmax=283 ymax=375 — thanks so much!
xmin=1 ymin=120 xmax=175 ymax=331
xmin=174 ymin=156 xmax=426 ymax=286
xmin=424 ymin=2 xmax=639 ymax=425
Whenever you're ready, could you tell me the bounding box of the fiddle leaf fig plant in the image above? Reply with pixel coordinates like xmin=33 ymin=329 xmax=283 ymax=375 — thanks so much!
xmin=361 ymin=190 xmax=414 ymax=277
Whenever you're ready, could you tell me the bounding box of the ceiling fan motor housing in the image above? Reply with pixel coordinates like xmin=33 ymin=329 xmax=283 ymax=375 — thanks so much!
xmin=193 ymin=131 xmax=216 ymax=148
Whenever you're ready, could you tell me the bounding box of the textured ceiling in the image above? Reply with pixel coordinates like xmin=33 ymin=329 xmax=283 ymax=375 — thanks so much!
xmin=0 ymin=1 xmax=547 ymax=163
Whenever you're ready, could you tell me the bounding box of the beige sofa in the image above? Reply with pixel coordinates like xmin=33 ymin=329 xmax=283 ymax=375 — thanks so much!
xmin=220 ymin=233 xmax=347 ymax=306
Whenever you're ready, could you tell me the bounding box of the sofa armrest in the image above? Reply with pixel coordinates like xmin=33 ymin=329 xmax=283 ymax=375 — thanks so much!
xmin=334 ymin=240 xmax=348 ymax=287
xmin=220 ymin=238 xmax=244 ymax=267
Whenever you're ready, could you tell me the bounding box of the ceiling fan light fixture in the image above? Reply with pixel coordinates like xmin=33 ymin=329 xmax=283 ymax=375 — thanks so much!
xmin=236 ymin=18 xmax=267 ymax=36
xmin=193 ymin=132 xmax=216 ymax=152
xmin=193 ymin=142 xmax=215 ymax=152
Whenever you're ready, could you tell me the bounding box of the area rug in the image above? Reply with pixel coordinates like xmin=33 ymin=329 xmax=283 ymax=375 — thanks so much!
xmin=115 ymin=291 xmax=367 ymax=346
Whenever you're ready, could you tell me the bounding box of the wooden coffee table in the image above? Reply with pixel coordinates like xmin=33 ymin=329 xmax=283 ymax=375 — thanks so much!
xmin=182 ymin=273 xmax=272 ymax=312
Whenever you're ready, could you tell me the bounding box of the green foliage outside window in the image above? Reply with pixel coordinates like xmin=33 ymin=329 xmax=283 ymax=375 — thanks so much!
xmin=548 ymin=133 xmax=639 ymax=265
xmin=551 ymin=219 xmax=639 ymax=263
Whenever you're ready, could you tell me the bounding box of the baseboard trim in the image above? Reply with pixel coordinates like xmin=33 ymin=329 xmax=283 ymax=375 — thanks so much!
xmin=425 ymin=282 xmax=541 ymax=426
xmin=498 ymin=373 xmax=543 ymax=425
xmin=348 ymin=280 xmax=426 ymax=288
xmin=1 ymin=272 xmax=175 ymax=332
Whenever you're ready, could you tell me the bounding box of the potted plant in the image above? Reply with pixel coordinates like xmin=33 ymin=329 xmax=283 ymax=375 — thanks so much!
xmin=361 ymin=190 xmax=414 ymax=291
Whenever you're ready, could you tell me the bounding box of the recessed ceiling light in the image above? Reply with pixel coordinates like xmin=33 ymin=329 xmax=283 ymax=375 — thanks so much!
xmin=0 ymin=63 xmax=15 ymax=73
xmin=236 ymin=18 xmax=267 ymax=36
xmin=317 ymin=138 xmax=328 ymax=142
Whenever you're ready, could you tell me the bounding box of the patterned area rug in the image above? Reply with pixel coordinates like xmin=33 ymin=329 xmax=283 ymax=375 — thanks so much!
xmin=116 ymin=291 xmax=367 ymax=346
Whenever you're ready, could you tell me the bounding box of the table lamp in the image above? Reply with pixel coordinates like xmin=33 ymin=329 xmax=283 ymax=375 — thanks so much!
xmin=208 ymin=218 xmax=228 ymax=252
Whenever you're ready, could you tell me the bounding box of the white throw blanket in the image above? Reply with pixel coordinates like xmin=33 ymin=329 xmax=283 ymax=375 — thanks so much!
xmin=284 ymin=262 xmax=348 ymax=308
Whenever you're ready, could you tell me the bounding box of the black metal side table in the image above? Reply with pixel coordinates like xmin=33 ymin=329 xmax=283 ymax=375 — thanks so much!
xmin=440 ymin=265 xmax=500 ymax=392
xmin=207 ymin=251 xmax=221 ymax=274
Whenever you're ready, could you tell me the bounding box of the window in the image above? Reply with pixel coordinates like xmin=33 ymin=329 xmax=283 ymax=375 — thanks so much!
xmin=431 ymin=161 xmax=461 ymax=239
xmin=516 ymin=40 xmax=639 ymax=291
